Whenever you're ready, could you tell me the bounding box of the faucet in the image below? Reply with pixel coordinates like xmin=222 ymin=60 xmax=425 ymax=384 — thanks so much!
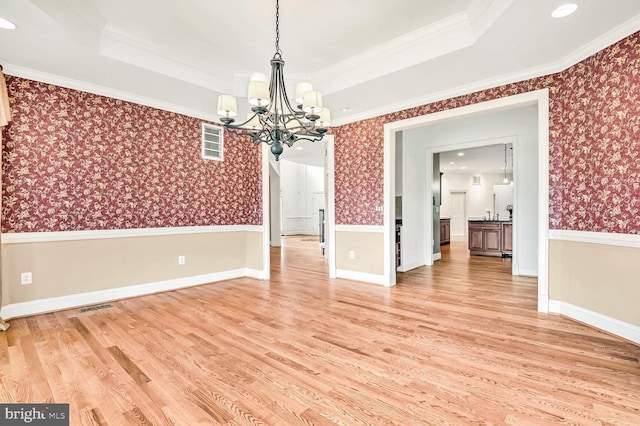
xmin=486 ymin=210 xmax=491 ymax=220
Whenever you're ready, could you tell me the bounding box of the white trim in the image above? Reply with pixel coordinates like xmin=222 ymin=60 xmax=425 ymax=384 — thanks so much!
xmin=433 ymin=252 xmax=442 ymax=262
xmin=549 ymin=300 xmax=640 ymax=346
xmin=537 ymin=92 xmax=550 ymax=312
xmin=3 ymin=65 xmax=217 ymax=123
xmin=517 ymin=268 xmax=538 ymax=277
xmin=0 ymin=269 xmax=259 ymax=320
xmin=1 ymin=225 xmax=263 ymax=244
xmin=99 ymin=24 xmax=228 ymax=94
xmin=333 ymin=14 xmax=640 ymax=127
xmin=384 ymin=89 xmax=549 ymax=311
xmin=398 ymin=260 xmax=428 ymax=273
xmin=326 ymin=136 xmax=338 ymax=279
xmin=4 ymin=12 xmax=640 ymax=130
xmin=335 ymin=269 xmax=388 ymax=287
xmin=245 ymin=268 xmax=266 ymax=280
xmin=335 ymin=225 xmax=385 ymax=233
xmin=549 ymin=229 xmax=640 ymax=249
xmin=315 ymin=0 xmax=513 ymax=97
xmin=261 ymin=144 xmax=271 ymax=280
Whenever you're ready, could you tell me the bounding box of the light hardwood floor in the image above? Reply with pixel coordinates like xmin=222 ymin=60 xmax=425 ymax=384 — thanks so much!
xmin=0 ymin=236 xmax=638 ymax=425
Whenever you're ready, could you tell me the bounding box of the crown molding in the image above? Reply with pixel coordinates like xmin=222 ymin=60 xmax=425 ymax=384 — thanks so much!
xmin=313 ymin=12 xmax=472 ymax=96
xmin=99 ymin=25 xmax=228 ymax=94
xmin=332 ymin=13 xmax=640 ymax=127
xmin=313 ymin=0 xmax=514 ymax=96
xmin=2 ymin=63 xmax=217 ymax=122
xmin=4 ymin=11 xmax=639 ymax=129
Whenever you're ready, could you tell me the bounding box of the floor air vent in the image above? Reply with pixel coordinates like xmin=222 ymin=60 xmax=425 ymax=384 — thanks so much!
xmin=79 ymin=304 xmax=113 ymax=313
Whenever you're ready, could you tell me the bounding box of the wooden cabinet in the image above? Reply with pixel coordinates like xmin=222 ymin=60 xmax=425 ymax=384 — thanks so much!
xmin=501 ymin=222 xmax=513 ymax=255
xmin=468 ymin=221 xmax=508 ymax=257
xmin=440 ymin=218 xmax=450 ymax=245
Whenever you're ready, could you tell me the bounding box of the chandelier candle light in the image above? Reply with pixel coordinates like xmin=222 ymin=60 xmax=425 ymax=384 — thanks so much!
xmin=216 ymin=0 xmax=330 ymax=161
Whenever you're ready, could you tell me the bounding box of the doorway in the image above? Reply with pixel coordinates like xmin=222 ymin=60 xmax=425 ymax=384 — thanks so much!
xmin=262 ymin=136 xmax=336 ymax=280
xmin=384 ymin=89 xmax=550 ymax=313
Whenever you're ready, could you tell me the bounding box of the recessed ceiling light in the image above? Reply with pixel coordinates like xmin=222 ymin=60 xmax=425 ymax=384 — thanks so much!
xmin=457 ymin=152 xmax=464 ymax=156
xmin=0 ymin=17 xmax=16 ymax=30
xmin=340 ymin=107 xmax=350 ymax=112
xmin=551 ymin=3 xmax=578 ymax=18
xmin=461 ymin=166 xmax=467 ymax=170
xmin=296 ymin=146 xmax=303 ymax=150
xmin=449 ymin=162 xmax=455 ymax=165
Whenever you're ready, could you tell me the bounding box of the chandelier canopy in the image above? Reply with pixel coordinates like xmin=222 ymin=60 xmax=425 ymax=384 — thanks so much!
xmin=216 ymin=0 xmax=330 ymax=161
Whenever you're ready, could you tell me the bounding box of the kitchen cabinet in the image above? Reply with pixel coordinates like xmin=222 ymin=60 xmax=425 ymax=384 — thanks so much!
xmin=440 ymin=218 xmax=450 ymax=245
xmin=468 ymin=221 xmax=510 ymax=257
xmin=501 ymin=222 xmax=513 ymax=256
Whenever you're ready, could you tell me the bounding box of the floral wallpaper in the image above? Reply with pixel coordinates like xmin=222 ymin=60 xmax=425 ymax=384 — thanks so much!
xmin=2 ymin=77 xmax=262 ymax=233
xmin=333 ymin=31 xmax=640 ymax=234
xmin=2 ymin=31 xmax=639 ymax=235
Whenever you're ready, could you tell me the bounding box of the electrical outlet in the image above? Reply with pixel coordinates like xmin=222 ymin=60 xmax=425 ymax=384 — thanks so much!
xmin=349 ymin=250 xmax=355 ymax=260
xmin=178 ymin=256 xmax=186 ymax=265
xmin=21 ymin=272 xmax=32 ymax=285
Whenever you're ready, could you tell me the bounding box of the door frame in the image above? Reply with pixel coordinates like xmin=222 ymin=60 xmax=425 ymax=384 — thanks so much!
xmin=384 ymin=89 xmax=550 ymax=313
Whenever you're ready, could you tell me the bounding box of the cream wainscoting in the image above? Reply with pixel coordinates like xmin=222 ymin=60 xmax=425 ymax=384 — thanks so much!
xmin=335 ymin=225 xmax=386 ymax=286
xmin=549 ymin=230 xmax=640 ymax=345
xmin=1 ymin=226 xmax=264 ymax=319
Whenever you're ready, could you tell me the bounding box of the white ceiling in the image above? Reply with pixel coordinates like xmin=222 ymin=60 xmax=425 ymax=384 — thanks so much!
xmin=439 ymin=143 xmax=513 ymax=174
xmin=1 ymin=0 xmax=640 ymax=166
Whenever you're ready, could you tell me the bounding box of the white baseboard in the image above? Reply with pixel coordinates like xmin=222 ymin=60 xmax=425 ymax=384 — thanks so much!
xmin=245 ymin=268 xmax=266 ymax=280
xmin=397 ymin=260 xmax=425 ymax=272
xmin=517 ymin=266 xmax=538 ymax=277
xmin=433 ymin=252 xmax=442 ymax=261
xmin=549 ymin=300 xmax=640 ymax=345
xmin=335 ymin=269 xmax=389 ymax=286
xmin=0 ymin=269 xmax=258 ymax=320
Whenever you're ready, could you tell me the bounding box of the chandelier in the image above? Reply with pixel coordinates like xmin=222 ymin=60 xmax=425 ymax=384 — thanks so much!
xmin=216 ymin=0 xmax=330 ymax=161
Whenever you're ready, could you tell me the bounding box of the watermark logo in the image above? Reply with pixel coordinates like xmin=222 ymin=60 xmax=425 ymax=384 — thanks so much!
xmin=0 ymin=404 xmax=69 ymax=425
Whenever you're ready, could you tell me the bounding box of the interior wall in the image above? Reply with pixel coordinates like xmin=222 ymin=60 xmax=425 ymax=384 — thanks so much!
xmin=335 ymin=231 xmax=384 ymax=276
xmin=441 ymin=173 xmax=513 ymax=220
xmin=2 ymin=76 xmax=262 ymax=232
xmin=398 ymin=138 xmax=427 ymax=271
xmin=1 ymin=76 xmax=264 ymax=312
xmin=1 ymin=230 xmax=263 ymax=318
xmin=549 ymin=239 xmax=640 ymax=327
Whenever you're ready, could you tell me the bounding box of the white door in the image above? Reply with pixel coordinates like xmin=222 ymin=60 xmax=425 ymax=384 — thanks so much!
xmin=450 ymin=191 xmax=466 ymax=236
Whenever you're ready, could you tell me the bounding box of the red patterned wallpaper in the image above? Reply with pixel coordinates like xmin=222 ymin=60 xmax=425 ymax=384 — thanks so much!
xmin=2 ymin=77 xmax=262 ymax=232
xmin=333 ymin=31 xmax=640 ymax=234
xmin=3 ymin=32 xmax=639 ymax=235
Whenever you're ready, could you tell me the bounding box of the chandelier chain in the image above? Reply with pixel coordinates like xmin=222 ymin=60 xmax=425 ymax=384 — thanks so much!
xmin=217 ymin=0 xmax=328 ymax=161
xmin=275 ymin=0 xmax=281 ymax=56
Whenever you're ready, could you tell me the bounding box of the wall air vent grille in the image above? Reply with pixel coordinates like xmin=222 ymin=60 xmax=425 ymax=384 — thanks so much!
xmin=202 ymin=123 xmax=224 ymax=161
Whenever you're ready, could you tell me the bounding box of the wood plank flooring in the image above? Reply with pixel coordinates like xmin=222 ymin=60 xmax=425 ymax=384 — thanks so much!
xmin=0 ymin=236 xmax=638 ymax=425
